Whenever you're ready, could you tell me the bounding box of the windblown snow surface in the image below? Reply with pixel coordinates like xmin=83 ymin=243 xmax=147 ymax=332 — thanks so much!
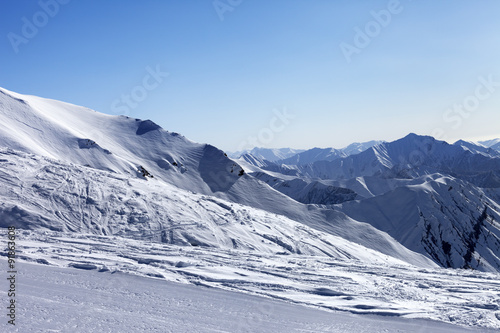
xmin=1 ymin=255 xmax=492 ymax=333
xmin=2 ymin=235 xmax=499 ymax=333
xmin=1 ymin=87 xmax=500 ymax=331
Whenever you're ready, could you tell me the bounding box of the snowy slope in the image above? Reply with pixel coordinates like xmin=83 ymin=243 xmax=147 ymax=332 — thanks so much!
xmin=0 ymin=87 xmax=245 ymax=195
xmin=0 ymin=87 xmax=439 ymax=266
xmin=4 ymin=231 xmax=500 ymax=331
xmin=0 ymin=148 xmax=410 ymax=263
xmin=251 ymin=171 xmax=359 ymax=205
xmin=3 ymin=257 xmax=494 ymax=332
xmin=340 ymin=174 xmax=500 ymax=271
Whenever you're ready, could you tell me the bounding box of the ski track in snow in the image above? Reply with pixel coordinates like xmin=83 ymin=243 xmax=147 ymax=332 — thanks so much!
xmin=2 ymin=258 xmax=486 ymax=333
xmin=4 ymin=229 xmax=500 ymax=331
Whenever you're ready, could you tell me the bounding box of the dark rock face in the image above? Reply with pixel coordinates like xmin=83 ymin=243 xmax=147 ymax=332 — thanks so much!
xmin=136 ymin=120 xmax=161 ymax=136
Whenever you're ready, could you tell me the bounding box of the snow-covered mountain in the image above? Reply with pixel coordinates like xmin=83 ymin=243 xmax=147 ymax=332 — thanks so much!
xmin=339 ymin=174 xmax=500 ymax=271
xmin=240 ymin=134 xmax=500 ymax=271
xmin=2 ymin=87 xmax=500 ymax=331
xmin=295 ymin=134 xmax=500 ymax=188
xmin=1 ymin=87 xmax=500 ymax=274
xmin=228 ymin=147 xmax=305 ymax=161
xmin=0 ymin=87 xmax=245 ymax=195
xmin=1 ymin=147 xmax=401 ymax=261
xmin=0 ymin=87 xmax=435 ymax=267
xmin=251 ymin=171 xmax=359 ymax=205
xmin=276 ymin=140 xmax=383 ymax=166
xmin=479 ymin=138 xmax=500 ymax=150
xmin=277 ymin=147 xmax=347 ymax=165
xmin=342 ymin=140 xmax=385 ymax=155
xmin=454 ymin=139 xmax=500 ymax=158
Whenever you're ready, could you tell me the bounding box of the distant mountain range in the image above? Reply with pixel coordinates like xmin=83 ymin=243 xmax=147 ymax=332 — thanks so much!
xmin=229 ymin=141 xmax=383 ymax=165
xmin=479 ymin=138 xmax=500 ymax=152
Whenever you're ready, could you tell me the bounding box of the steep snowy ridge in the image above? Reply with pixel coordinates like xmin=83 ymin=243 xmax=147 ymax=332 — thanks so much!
xmin=238 ymin=153 xmax=273 ymax=168
xmin=372 ymin=143 xmax=394 ymax=169
xmin=0 ymin=87 xmax=251 ymax=196
xmin=340 ymin=175 xmax=500 ymax=271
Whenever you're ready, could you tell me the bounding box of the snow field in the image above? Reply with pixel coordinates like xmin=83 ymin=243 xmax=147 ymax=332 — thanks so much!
xmin=5 ymin=229 xmax=500 ymax=330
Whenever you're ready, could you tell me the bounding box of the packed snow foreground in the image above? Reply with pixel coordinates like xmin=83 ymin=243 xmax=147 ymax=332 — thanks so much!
xmin=0 ymin=87 xmax=499 ymax=331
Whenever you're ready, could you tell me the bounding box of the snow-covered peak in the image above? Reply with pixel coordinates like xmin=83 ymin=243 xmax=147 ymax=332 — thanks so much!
xmin=292 ymin=133 xmax=500 ymax=189
xmin=0 ymin=86 xmax=247 ymax=195
xmin=478 ymin=138 xmax=500 ymax=154
xmin=278 ymin=147 xmax=346 ymax=165
xmin=277 ymin=140 xmax=384 ymax=166
xmin=479 ymin=138 xmax=500 ymax=148
xmin=341 ymin=140 xmax=384 ymax=155
xmin=228 ymin=147 xmax=305 ymax=161
xmin=454 ymin=139 xmax=500 ymax=157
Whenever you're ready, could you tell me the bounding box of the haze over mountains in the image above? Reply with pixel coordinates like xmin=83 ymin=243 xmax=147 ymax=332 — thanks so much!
xmin=227 ymin=147 xmax=306 ymax=162
xmin=1 ymin=87 xmax=500 ymax=330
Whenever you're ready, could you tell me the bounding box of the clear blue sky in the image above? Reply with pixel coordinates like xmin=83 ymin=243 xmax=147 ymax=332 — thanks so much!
xmin=1 ymin=0 xmax=500 ymax=151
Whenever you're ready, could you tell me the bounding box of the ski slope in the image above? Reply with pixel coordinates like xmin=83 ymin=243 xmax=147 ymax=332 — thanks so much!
xmin=2 ymin=231 xmax=499 ymax=331
xmin=3 ymin=258 xmax=489 ymax=333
